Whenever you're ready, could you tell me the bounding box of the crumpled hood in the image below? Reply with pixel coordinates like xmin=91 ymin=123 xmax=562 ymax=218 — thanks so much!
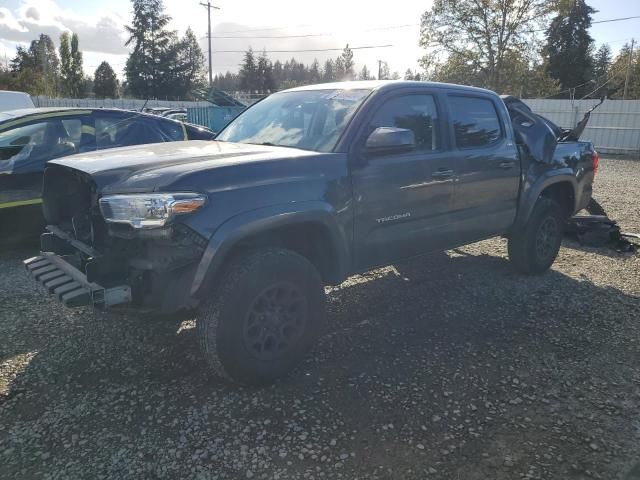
xmin=48 ymin=140 xmax=319 ymax=192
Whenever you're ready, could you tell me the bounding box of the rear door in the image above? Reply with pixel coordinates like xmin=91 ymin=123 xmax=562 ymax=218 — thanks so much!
xmin=446 ymin=94 xmax=520 ymax=242
xmin=351 ymin=90 xmax=458 ymax=270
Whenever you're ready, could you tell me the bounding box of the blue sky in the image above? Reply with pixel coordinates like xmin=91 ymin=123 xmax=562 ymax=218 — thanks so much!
xmin=1 ymin=0 xmax=639 ymax=79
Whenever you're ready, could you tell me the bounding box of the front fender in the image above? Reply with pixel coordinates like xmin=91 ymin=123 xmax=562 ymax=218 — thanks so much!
xmin=190 ymin=201 xmax=350 ymax=297
xmin=513 ymin=167 xmax=577 ymax=230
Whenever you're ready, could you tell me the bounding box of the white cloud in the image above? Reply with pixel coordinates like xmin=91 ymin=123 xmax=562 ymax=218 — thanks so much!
xmin=0 ymin=0 xmax=128 ymax=55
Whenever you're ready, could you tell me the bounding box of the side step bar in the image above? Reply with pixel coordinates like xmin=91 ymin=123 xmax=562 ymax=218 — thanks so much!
xmin=24 ymin=254 xmax=131 ymax=308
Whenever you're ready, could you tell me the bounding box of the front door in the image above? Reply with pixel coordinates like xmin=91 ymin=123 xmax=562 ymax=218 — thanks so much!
xmin=352 ymin=92 xmax=457 ymax=270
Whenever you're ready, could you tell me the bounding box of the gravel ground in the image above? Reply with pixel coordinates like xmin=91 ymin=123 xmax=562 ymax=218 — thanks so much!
xmin=1 ymin=157 xmax=639 ymax=480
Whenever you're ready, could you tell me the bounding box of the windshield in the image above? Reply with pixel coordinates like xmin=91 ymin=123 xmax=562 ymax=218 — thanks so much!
xmin=216 ymin=88 xmax=371 ymax=152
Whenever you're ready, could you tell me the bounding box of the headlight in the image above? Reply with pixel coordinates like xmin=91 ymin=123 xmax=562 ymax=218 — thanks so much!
xmin=98 ymin=193 xmax=206 ymax=229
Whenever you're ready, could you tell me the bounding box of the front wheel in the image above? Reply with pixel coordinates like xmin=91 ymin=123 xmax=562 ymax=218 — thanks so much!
xmin=508 ymin=198 xmax=564 ymax=274
xmin=196 ymin=248 xmax=326 ymax=385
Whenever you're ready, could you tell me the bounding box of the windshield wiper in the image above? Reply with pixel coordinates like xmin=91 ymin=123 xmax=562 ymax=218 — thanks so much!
xmin=246 ymin=141 xmax=299 ymax=149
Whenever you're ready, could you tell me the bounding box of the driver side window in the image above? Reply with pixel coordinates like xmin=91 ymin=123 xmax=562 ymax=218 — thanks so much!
xmin=369 ymin=94 xmax=441 ymax=151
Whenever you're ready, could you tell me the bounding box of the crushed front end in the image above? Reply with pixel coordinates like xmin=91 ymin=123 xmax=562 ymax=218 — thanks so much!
xmin=24 ymin=165 xmax=207 ymax=313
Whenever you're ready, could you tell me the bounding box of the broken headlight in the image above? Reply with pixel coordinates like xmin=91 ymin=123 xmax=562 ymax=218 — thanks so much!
xmin=98 ymin=193 xmax=206 ymax=229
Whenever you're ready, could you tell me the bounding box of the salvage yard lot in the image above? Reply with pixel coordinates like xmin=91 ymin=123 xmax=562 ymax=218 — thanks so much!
xmin=1 ymin=158 xmax=639 ymax=480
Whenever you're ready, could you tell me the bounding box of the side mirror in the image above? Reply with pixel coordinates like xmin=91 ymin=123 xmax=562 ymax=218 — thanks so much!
xmin=365 ymin=127 xmax=415 ymax=155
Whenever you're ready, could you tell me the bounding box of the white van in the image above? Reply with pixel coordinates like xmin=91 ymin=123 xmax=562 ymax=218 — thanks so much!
xmin=0 ymin=90 xmax=35 ymax=112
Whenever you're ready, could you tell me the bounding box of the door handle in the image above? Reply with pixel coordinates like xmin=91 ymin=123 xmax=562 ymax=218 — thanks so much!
xmin=499 ymin=161 xmax=516 ymax=169
xmin=432 ymin=169 xmax=454 ymax=179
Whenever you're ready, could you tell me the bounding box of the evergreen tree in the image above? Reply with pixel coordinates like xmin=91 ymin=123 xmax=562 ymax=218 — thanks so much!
xmin=341 ymin=44 xmax=354 ymax=80
xmin=166 ymin=27 xmax=206 ymax=97
xmin=378 ymin=61 xmax=390 ymax=80
xmin=256 ymin=50 xmax=275 ymax=92
xmin=94 ymin=61 xmax=119 ymax=98
xmin=323 ymin=59 xmax=336 ymax=82
xmin=358 ymin=65 xmax=374 ymax=80
xmin=335 ymin=56 xmax=345 ymax=80
xmin=10 ymin=34 xmax=59 ymax=96
xmin=544 ymin=0 xmax=596 ymax=97
xmin=593 ymin=43 xmax=612 ymax=81
xmin=309 ymin=59 xmax=322 ymax=83
xmin=607 ymin=43 xmax=640 ymax=99
xmin=125 ymin=0 xmax=175 ymax=98
xmin=239 ymin=48 xmax=257 ymax=91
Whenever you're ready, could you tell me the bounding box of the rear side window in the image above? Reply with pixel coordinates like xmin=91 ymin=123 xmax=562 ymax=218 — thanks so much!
xmin=449 ymin=96 xmax=502 ymax=148
xmin=94 ymin=114 xmax=184 ymax=149
xmin=369 ymin=94 xmax=440 ymax=151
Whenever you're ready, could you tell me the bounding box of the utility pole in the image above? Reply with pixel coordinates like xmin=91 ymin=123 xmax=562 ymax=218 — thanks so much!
xmin=378 ymin=60 xmax=382 ymax=80
xmin=200 ymin=1 xmax=220 ymax=87
xmin=623 ymin=38 xmax=635 ymax=100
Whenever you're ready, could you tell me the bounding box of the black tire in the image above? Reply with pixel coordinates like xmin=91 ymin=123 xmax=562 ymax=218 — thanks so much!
xmin=508 ymin=198 xmax=564 ymax=274
xmin=196 ymin=248 xmax=325 ymax=385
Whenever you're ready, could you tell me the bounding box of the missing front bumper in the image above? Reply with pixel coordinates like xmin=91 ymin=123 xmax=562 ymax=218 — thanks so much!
xmin=24 ymin=254 xmax=131 ymax=308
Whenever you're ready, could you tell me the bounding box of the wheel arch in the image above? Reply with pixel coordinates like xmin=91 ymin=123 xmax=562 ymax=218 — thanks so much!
xmin=514 ymin=172 xmax=577 ymax=229
xmin=191 ymin=202 xmax=350 ymax=298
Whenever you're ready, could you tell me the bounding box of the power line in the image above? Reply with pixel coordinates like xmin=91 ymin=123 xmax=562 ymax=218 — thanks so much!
xmin=592 ymin=15 xmax=640 ymax=26
xmin=212 ymin=33 xmax=330 ymax=39
xmin=528 ymin=14 xmax=640 ymax=33
xmin=209 ymin=23 xmax=419 ymax=40
xmin=211 ymin=14 xmax=640 ymax=39
xmin=212 ymin=44 xmax=393 ymax=54
xmin=213 ymin=24 xmax=313 ymax=34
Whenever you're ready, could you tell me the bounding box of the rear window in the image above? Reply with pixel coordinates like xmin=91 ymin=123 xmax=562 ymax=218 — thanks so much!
xmin=449 ymin=96 xmax=502 ymax=148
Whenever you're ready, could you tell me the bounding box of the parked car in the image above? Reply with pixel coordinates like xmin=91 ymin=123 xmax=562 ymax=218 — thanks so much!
xmin=24 ymin=81 xmax=597 ymax=385
xmin=0 ymin=90 xmax=35 ymax=112
xmin=0 ymin=107 xmax=215 ymax=213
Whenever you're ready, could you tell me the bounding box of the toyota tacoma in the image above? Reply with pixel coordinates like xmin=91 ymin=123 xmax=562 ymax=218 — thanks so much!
xmin=24 ymin=81 xmax=598 ymax=384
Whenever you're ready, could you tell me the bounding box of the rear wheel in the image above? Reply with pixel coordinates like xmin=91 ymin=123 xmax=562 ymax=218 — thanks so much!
xmin=196 ymin=248 xmax=325 ymax=385
xmin=508 ymin=198 xmax=564 ymax=274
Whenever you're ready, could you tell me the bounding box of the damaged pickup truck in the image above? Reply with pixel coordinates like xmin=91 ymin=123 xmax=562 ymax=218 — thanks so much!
xmin=24 ymin=81 xmax=598 ymax=384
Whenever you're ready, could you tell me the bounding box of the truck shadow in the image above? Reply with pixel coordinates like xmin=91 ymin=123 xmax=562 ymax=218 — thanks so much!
xmin=1 ymin=245 xmax=638 ymax=478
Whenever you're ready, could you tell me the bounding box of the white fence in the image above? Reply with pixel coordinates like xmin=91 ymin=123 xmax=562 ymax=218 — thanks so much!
xmin=523 ymin=99 xmax=640 ymax=155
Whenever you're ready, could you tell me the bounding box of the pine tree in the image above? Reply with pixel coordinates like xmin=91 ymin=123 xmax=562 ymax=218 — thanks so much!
xmin=94 ymin=61 xmax=119 ymax=98
xmin=358 ymin=65 xmax=373 ymax=80
xmin=125 ymin=0 xmax=175 ymax=98
xmin=239 ymin=48 xmax=257 ymax=91
xmin=341 ymin=44 xmax=354 ymax=80
xmin=10 ymin=34 xmax=59 ymax=96
xmin=607 ymin=43 xmax=640 ymax=99
xmin=309 ymin=59 xmax=321 ymax=83
xmin=544 ymin=0 xmax=596 ymax=98
xmin=335 ymin=57 xmax=345 ymax=80
xmin=378 ymin=61 xmax=390 ymax=80
xmin=323 ymin=59 xmax=335 ymax=82
xmin=593 ymin=43 xmax=612 ymax=81
xmin=167 ymin=27 xmax=206 ymax=97
xmin=256 ymin=50 xmax=275 ymax=93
